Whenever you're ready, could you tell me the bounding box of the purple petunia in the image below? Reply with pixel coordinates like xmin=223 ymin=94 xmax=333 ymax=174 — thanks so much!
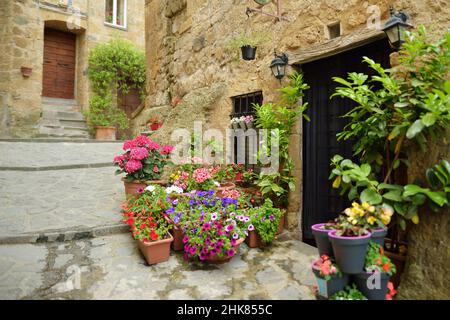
xmin=248 ymin=224 xmax=255 ymax=231
xmin=232 ymin=233 xmax=239 ymax=240
xmin=211 ymin=212 xmax=218 ymax=221
xmin=269 ymin=215 xmax=274 ymax=222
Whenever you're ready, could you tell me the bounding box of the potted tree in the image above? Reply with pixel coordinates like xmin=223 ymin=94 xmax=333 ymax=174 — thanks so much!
xmin=226 ymin=31 xmax=270 ymax=61
xmin=122 ymin=185 xmax=173 ymax=265
xmin=245 ymin=199 xmax=283 ymax=248
xmin=353 ymin=241 xmax=396 ymax=300
xmin=114 ymin=135 xmax=174 ymax=197
xmin=311 ymin=255 xmax=349 ymax=299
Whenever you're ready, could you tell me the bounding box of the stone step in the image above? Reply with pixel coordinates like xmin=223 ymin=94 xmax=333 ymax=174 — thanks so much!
xmin=42 ymin=97 xmax=77 ymax=107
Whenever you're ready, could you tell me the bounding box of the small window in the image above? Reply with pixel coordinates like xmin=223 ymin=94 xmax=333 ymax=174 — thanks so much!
xmin=230 ymin=91 xmax=263 ymax=169
xmin=105 ymin=0 xmax=127 ymax=29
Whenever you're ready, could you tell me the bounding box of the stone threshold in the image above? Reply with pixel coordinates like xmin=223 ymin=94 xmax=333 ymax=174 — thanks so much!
xmin=0 ymin=162 xmax=114 ymax=172
xmin=0 ymin=224 xmax=128 ymax=245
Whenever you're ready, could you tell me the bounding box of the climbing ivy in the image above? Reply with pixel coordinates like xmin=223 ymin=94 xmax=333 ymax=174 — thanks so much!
xmin=84 ymin=39 xmax=147 ymax=129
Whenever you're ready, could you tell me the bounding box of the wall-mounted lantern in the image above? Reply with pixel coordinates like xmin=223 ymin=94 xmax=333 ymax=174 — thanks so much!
xmin=382 ymin=6 xmax=413 ymax=50
xmin=270 ymin=52 xmax=289 ymax=81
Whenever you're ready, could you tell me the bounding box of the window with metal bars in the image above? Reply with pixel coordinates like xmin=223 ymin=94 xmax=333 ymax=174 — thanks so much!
xmin=230 ymin=91 xmax=263 ymax=118
xmin=230 ymin=91 xmax=263 ymax=169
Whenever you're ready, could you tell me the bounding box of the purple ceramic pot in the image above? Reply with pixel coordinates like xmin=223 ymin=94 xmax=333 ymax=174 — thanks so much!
xmin=370 ymin=227 xmax=388 ymax=247
xmin=311 ymin=260 xmax=349 ymax=298
xmin=353 ymin=271 xmax=389 ymax=300
xmin=328 ymin=230 xmax=372 ymax=274
xmin=311 ymin=223 xmax=334 ymax=257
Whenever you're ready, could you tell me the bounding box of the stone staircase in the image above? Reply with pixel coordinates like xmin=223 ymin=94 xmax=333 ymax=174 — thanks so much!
xmin=37 ymin=97 xmax=90 ymax=139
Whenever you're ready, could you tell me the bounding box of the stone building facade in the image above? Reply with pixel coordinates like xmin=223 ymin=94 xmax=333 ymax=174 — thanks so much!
xmin=137 ymin=0 xmax=449 ymax=298
xmin=0 ymin=0 xmax=145 ymax=138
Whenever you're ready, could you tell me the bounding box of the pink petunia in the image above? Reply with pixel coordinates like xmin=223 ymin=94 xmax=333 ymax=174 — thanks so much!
xmin=193 ymin=168 xmax=212 ymax=183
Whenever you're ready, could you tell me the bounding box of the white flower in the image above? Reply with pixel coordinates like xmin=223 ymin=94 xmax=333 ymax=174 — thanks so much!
xmin=145 ymin=185 xmax=156 ymax=193
xmin=213 ymin=181 xmax=220 ymax=187
xmin=165 ymin=185 xmax=183 ymax=194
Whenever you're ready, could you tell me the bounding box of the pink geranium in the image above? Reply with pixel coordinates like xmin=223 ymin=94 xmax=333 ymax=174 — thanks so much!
xmin=114 ymin=154 xmax=127 ymax=166
xmin=134 ymin=135 xmax=151 ymax=147
xmin=130 ymin=147 xmax=149 ymax=161
xmin=160 ymin=144 xmax=174 ymax=155
xmin=193 ymin=168 xmax=212 ymax=183
xmin=123 ymin=140 xmax=137 ymax=151
xmin=148 ymin=141 xmax=161 ymax=150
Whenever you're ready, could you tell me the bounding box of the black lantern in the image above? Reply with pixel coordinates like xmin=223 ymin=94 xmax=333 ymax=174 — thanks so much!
xmin=382 ymin=6 xmax=413 ymax=49
xmin=270 ymin=52 xmax=289 ymax=80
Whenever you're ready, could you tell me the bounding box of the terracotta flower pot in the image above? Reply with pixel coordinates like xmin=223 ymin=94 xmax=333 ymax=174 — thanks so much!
xmin=95 ymin=126 xmax=116 ymax=140
xmin=216 ymin=182 xmax=236 ymax=197
xmin=328 ymin=230 xmax=372 ymax=274
xmin=311 ymin=223 xmax=334 ymax=257
xmin=353 ymin=271 xmax=389 ymax=300
xmin=137 ymin=233 xmax=173 ymax=265
xmin=311 ymin=261 xmax=349 ymax=299
xmin=277 ymin=213 xmax=285 ymax=235
xmin=245 ymin=230 xmax=264 ymax=248
xmin=21 ymin=66 xmax=33 ymax=77
xmin=370 ymin=227 xmax=388 ymax=247
xmin=205 ymin=238 xmax=245 ymax=264
xmin=122 ymin=178 xmax=166 ymax=197
xmin=170 ymin=226 xmax=185 ymax=251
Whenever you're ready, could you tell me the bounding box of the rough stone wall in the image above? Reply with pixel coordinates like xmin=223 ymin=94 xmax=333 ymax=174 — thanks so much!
xmin=398 ymin=133 xmax=450 ymax=299
xmin=138 ymin=0 xmax=450 ymax=234
xmin=0 ymin=0 xmax=146 ymax=138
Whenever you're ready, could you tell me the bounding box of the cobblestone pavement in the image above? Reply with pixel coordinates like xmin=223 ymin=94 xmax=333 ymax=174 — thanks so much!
xmin=0 ymin=232 xmax=317 ymax=300
xmin=0 ymin=141 xmax=123 ymax=169
xmin=0 ymin=167 xmax=124 ymax=239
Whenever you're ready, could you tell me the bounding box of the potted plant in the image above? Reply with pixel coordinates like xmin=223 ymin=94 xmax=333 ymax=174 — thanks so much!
xmin=230 ymin=117 xmax=240 ymax=130
xmin=114 ymin=135 xmax=174 ymax=197
xmin=147 ymin=116 xmax=163 ymax=131
xmin=84 ymin=96 xmax=129 ymax=140
xmin=353 ymin=241 xmax=396 ymax=300
xmin=238 ymin=116 xmax=247 ymax=129
xmin=245 ymin=199 xmax=283 ymax=248
xmin=20 ymin=65 xmax=33 ymax=77
xmin=226 ymin=31 xmax=270 ymax=61
xmin=122 ymin=185 xmax=173 ymax=265
xmin=179 ymin=193 xmax=249 ymax=264
xmin=243 ymin=115 xmax=254 ymax=129
xmin=311 ymin=222 xmax=336 ymax=257
xmin=328 ymin=202 xmax=373 ymax=274
xmin=311 ymin=255 xmax=349 ymax=299
xmin=329 ymin=284 xmax=367 ymax=300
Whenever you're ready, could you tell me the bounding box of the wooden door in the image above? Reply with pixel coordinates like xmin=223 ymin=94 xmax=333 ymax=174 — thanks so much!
xmin=118 ymin=87 xmax=142 ymax=139
xmin=42 ymin=29 xmax=76 ymax=99
xmin=301 ymin=39 xmax=392 ymax=244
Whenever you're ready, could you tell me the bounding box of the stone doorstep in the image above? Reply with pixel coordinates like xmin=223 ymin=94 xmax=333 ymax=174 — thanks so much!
xmin=0 ymin=224 xmax=129 ymax=245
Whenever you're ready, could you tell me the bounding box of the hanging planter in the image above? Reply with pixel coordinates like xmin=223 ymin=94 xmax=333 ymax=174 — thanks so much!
xmin=328 ymin=230 xmax=372 ymax=274
xmin=241 ymin=45 xmax=257 ymax=61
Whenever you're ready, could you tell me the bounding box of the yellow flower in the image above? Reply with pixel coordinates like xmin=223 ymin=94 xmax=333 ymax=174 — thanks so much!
xmin=362 ymin=202 xmax=370 ymax=210
xmin=367 ymin=216 xmax=376 ymax=225
xmin=351 ymin=219 xmax=358 ymax=225
xmin=381 ymin=215 xmax=391 ymax=225
xmin=369 ymin=206 xmax=376 ymax=213
xmin=352 ymin=202 xmax=360 ymax=209
xmin=344 ymin=208 xmax=352 ymax=216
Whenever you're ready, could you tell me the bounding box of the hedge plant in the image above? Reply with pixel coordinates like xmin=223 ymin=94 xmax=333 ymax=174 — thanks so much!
xmin=85 ymin=39 xmax=146 ymax=130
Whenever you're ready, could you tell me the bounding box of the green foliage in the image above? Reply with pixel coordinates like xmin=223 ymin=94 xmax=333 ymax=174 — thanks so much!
xmin=85 ymin=39 xmax=146 ymax=129
xmin=226 ymin=31 xmax=270 ymax=50
xmin=331 ymin=27 xmax=450 ymax=177
xmin=365 ymin=241 xmax=396 ymax=276
xmin=329 ymin=27 xmax=450 ymax=230
xmin=253 ymin=73 xmax=310 ymax=205
xmin=329 ymin=284 xmax=366 ymax=300
xmin=247 ymin=199 xmax=283 ymax=244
